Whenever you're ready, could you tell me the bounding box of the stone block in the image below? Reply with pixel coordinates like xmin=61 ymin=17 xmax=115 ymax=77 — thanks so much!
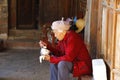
xmin=92 ymin=59 xmax=107 ymax=80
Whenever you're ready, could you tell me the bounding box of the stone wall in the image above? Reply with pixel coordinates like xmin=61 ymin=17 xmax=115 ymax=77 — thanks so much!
xmin=0 ymin=0 xmax=8 ymax=40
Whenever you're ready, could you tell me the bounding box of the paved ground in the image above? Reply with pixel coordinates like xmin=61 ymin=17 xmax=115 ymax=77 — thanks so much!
xmin=0 ymin=49 xmax=50 ymax=80
xmin=0 ymin=49 xmax=92 ymax=80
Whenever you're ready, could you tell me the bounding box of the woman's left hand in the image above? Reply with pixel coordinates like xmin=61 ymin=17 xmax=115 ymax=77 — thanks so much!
xmin=44 ymin=55 xmax=50 ymax=62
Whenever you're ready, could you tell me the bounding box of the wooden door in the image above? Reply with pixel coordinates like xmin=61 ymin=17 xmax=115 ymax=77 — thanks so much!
xmin=8 ymin=0 xmax=86 ymax=29
xmin=17 ymin=0 xmax=39 ymax=29
xmin=39 ymin=0 xmax=74 ymax=25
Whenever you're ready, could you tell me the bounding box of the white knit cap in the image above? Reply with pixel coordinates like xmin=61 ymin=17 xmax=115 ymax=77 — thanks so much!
xmin=51 ymin=18 xmax=70 ymax=32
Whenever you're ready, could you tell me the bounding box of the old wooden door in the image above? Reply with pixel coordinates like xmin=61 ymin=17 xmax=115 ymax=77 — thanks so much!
xmin=39 ymin=0 xmax=71 ymax=25
xmin=9 ymin=0 xmax=71 ymax=29
xmin=17 ymin=0 xmax=39 ymax=29
xmin=8 ymin=0 xmax=85 ymax=29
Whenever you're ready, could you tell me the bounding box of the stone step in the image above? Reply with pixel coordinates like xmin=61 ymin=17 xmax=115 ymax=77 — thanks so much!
xmin=7 ymin=29 xmax=45 ymax=49
xmin=9 ymin=29 xmax=43 ymax=40
xmin=6 ymin=39 xmax=40 ymax=49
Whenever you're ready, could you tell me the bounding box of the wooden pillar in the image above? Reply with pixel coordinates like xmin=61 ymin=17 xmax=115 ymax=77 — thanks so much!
xmin=96 ymin=0 xmax=103 ymax=58
xmin=85 ymin=0 xmax=99 ymax=59
xmin=84 ymin=0 xmax=92 ymax=55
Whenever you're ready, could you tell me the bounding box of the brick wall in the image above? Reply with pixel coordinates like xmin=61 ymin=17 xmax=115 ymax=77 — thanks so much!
xmin=0 ymin=0 xmax=8 ymax=39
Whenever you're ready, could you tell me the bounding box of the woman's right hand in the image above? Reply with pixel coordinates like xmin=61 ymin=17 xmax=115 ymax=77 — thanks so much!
xmin=39 ymin=40 xmax=47 ymax=48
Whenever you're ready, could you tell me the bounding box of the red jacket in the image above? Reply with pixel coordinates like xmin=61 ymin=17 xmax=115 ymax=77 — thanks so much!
xmin=48 ymin=31 xmax=92 ymax=77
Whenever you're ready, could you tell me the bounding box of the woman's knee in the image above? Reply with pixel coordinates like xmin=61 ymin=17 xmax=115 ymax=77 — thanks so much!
xmin=58 ymin=61 xmax=66 ymax=68
xmin=58 ymin=61 xmax=72 ymax=70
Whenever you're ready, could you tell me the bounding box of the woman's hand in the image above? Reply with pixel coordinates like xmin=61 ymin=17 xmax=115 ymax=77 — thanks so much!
xmin=44 ymin=55 xmax=50 ymax=62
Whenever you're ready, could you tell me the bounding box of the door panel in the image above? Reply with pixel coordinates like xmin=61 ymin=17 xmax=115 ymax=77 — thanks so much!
xmin=39 ymin=0 xmax=72 ymax=24
xmin=8 ymin=0 xmax=85 ymax=29
xmin=17 ymin=0 xmax=38 ymax=29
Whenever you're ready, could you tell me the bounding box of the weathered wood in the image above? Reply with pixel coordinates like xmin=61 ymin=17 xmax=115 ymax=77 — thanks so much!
xmin=85 ymin=0 xmax=99 ymax=58
xmin=95 ymin=0 xmax=120 ymax=80
xmin=8 ymin=0 xmax=17 ymax=29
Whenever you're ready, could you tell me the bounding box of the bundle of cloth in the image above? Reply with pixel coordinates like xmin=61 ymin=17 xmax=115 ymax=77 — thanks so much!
xmin=39 ymin=45 xmax=50 ymax=63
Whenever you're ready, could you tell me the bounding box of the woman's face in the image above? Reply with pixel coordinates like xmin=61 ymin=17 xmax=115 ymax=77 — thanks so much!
xmin=52 ymin=30 xmax=66 ymax=41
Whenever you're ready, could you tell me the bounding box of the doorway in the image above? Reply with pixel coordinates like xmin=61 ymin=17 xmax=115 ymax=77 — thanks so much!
xmin=8 ymin=0 xmax=39 ymax=29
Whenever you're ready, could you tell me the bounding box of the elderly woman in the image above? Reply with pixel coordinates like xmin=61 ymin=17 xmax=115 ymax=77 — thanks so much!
xmin=39 ymin=19 xmax=92 ymax=80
